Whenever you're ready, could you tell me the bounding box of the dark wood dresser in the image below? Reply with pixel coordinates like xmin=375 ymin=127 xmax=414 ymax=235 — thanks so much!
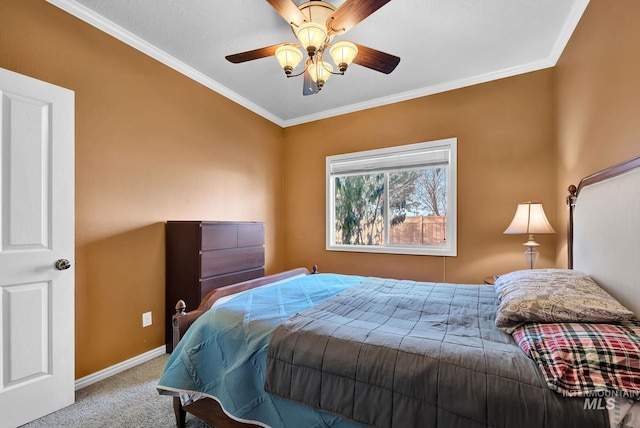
xmin=165 ymin=221 xmax=265 ymax=352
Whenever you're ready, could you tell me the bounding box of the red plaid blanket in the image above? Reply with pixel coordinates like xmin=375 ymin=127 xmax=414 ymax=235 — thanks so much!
xmin=512 ymin=321 xmax=640 ymax=397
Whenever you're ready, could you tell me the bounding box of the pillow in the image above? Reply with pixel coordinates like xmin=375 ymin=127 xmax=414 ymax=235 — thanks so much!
xmin=494 ymin=269 xmax=634 ymax=333
xmin=512 ymin=320 xmax=640 ymax=397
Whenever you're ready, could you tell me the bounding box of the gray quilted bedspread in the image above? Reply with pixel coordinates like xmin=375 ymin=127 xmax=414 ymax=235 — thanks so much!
xmin=264 ymin=277 xmax=608 ymax=428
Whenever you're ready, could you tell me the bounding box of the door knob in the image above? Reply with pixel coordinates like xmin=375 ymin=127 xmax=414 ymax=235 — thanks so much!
xmin=55 ymin=259 xmax=71 ymax=270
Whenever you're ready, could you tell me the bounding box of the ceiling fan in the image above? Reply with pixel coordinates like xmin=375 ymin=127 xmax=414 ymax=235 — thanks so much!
xmin=225 ymin=0 xmax=400 ymax=95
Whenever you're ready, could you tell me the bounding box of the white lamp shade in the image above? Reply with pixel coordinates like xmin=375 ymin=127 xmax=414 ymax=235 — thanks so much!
xmin=295 ymin=22 xmax=327 ymax=51
xmin=330 ymin=41 xmax=358 ymax=66
xmin=275 ymin=45 xmax=303 ymax=70
xmin=308 ymin=60 xmax=333 ymax=83
xmin=504 ymin=201 xmax=556 ymax=235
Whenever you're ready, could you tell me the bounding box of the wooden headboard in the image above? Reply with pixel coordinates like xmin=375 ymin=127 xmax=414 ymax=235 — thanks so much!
xmin=567 ymin=155 xmax=640 ymax=317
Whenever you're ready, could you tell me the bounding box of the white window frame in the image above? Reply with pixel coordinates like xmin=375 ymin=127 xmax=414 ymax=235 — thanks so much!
xmin=326 ymin=138 xmax=457 ymax=256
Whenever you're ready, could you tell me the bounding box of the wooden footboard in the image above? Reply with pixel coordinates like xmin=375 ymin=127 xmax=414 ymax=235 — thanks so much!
xmin=169 ymin=266 xmax=313 ymax=428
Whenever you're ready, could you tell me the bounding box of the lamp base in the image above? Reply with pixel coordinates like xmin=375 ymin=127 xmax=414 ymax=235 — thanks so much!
xmin=524 ymin=246 xmax=540 ymax=269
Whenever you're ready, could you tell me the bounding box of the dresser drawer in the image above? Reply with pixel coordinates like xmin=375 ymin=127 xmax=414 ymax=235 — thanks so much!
xmin=200 ymin=267 xmax=265 ymax=298
xmin=200 ymin=246 xmax=265 ymax=278
xmin=201 ymin=224 xmax=238 ymax=250
xmin=201 ymin=223 xmax=265 ymax=250
xmin=238 ymin=223 xmax=265 ymax=247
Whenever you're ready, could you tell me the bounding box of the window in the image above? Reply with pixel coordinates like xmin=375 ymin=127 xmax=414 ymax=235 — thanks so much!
xmin=326 ymin=138 xmax=457 ymax=256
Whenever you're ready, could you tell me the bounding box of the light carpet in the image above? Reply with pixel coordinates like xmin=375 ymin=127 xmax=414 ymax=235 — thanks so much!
xmin=20 ymin=354 xmax=211 ymax=428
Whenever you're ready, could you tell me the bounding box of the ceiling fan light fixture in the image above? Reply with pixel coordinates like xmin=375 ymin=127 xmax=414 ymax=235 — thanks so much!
xmin=308 ymin=60 xmax=334 ymax=87
xmin=275 ymin=45 xmax=303 ymax=75
xmin=295 ymin=22 xmax=327 ymax=56
xmin=298 ymin=1 xmax=336 ymax=26
xmin=329 ymin=41 xmax=358 ymax=73
xmin=225 ymin=0 xmax=400 ymax=96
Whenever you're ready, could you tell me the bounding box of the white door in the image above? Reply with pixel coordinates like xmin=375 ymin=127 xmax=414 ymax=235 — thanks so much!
xmin=0 ymin=67 xmax=74 ymax=428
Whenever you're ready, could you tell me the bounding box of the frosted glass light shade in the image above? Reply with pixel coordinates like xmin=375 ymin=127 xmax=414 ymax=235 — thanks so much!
xmin=308 ymin=60 xmax=333 ymax=84
xmin=295 ymin=22 xmax=327 ymax=53
xmin=275 ymin=45 xmax=303 ymax=73
xmin=330 ymin=41 xmax=358 ymax=71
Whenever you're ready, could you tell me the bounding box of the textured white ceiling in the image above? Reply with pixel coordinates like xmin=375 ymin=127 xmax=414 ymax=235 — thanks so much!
xmin=46 ymin=0 xmax=589 ymax=127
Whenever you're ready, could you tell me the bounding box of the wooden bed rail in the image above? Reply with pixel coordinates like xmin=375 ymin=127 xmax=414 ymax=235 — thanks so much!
xmin=172 ymin=267 xmax=312 ymax=350
xmin=169 ymin=267 xmax=314 ymax=428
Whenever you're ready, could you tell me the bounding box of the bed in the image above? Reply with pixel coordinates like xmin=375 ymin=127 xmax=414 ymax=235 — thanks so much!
xmin=157 ymin=155 xmax=640 ymax=428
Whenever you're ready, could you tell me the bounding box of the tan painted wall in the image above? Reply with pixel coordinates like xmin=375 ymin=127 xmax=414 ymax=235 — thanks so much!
xmin=282 ymin=70 xmax=557 ymax=284
xmin=0 ymin=0 xmax=284 ymax=377
xmin=555 ymin=0 xmax=640 ymax=266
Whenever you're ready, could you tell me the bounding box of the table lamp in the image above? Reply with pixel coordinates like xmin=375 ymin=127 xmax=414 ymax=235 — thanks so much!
xmin=504 ymin=201 xmax=555 ymax=269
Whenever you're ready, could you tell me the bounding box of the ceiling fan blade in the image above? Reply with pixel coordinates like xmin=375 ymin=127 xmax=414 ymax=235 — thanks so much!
xmin=351 ymin=43 xmax=400 ymax=74
xmin=225 ymin=44 xmax=284 ymax=64
xmin=266 ymin=0 xmax=308 ymax=26
xmin=303 ymin=68 xmax=318 ymax=96
xmin=327 ymin=0 xmax=391 ymax=35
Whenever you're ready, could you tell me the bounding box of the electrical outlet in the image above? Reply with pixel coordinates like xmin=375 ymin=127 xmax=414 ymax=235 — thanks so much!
xmin=142 ymin=311 xmax=152 ymax=327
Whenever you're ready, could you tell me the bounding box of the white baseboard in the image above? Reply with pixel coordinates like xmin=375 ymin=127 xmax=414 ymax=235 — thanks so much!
xmin=75 ymin=345 xmax=166 ymax=390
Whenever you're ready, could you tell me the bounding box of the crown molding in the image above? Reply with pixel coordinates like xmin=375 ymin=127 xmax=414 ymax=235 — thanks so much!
xmin=547 ymin=0 xmax=589 ymax=64
xmin=46 ymin=0 xmax=589 ymax=129
xmin=281 ymin=58 xmax=556 ymax=127
xmin=45 ymin=0 xmax=286 ymax=127
xmin=281 ymin=0 xmax=589 ymax=127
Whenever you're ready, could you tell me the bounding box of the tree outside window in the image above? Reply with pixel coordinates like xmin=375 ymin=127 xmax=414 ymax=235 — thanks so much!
xmin=327 ymin=138 xmax=457 ymax=256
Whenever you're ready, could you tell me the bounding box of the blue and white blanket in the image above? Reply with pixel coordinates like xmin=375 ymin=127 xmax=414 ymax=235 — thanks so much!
xmin=157 ymin=273 xmax=365 ymax=428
